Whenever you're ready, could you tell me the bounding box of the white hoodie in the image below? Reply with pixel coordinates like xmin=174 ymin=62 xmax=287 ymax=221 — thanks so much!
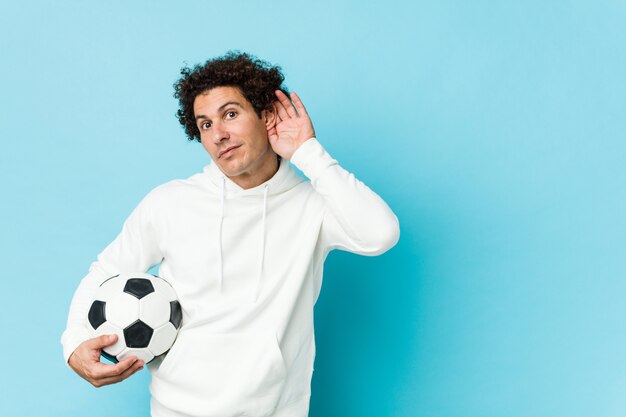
xmin=61 ymin=138 xmax=400 ymax=417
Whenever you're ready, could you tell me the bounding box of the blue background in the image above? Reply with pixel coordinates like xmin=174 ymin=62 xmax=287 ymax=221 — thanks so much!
xmin=1 ymin=1 xmax=625 ymax=416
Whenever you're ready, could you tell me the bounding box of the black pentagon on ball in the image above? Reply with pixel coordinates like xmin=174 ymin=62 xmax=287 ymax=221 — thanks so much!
xmin=124 ymin=278 xmax=155 ymax=299
xmin=88 ymin=300 xmax=106 ymax=330
xmin=170 ymin=300 xmax=182 ymax=329
xmin=124 ymin=320 xmax=154 ymax=348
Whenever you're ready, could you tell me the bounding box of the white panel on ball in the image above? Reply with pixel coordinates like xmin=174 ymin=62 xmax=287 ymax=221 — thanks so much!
xmin=97 ymin=275 xmax=127 ymax=301
xmin=151 ymin=277 xmax=177 ymax=302
xmin=118 ymin=347 xmax=154 ymax=364
xmin=139 ymin=291 xmax=171 ymax=328
xmin=107 ymin=293 xmax=140 ymax=329
xmin=149 ymin=322 xmax=179 ymax=357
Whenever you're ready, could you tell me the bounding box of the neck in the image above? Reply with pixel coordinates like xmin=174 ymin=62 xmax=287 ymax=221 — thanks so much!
xmin=230 ymin=154 xmax=280 ymax=190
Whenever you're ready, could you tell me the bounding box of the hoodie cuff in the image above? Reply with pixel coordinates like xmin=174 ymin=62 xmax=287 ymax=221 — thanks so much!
xmin=290 ymin=138 xmax=337 ymax=181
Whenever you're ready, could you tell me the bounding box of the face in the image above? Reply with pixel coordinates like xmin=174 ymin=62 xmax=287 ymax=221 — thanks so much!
xmin=194 ymin=86 xmax=277 ymax=188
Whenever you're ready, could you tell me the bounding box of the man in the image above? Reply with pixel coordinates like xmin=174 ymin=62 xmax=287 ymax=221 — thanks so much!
xmin=62 ymin=51 xmax=400 ymax=417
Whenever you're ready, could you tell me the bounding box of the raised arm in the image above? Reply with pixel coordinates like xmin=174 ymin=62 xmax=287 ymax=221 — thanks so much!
xmin=269 ymin=90 xmax=400 ymax=255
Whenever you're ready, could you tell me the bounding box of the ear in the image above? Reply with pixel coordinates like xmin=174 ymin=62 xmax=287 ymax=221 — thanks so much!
xmin=262 ymin=104 xmax=278 ymax=130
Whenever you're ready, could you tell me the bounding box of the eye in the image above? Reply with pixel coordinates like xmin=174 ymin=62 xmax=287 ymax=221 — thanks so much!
xmin=226 ymin=110 xmax=237 ymax=119
xmin=200 ymin=121 xmax=212 ymax=130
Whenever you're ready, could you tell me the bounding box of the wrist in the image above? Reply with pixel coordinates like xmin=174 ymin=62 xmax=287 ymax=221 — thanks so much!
xmin=290 ymin=137 xmax=337 ymax=182
xmin=289 ymin=137 xmax=316 ymax=161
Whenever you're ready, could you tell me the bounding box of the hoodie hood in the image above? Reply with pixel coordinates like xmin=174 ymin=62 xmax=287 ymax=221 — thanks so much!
xmin=203 ymin=156 xmax=304 ymax=197
xmin=201 ymin=157 xmax=304 ymax=301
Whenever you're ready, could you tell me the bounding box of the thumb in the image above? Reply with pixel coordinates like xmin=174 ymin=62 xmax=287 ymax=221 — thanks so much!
xmin=91 ymin=334 xmax=117 ymax=349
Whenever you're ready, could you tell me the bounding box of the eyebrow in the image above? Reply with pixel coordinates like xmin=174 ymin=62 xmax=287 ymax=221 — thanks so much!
xmin=195 ymin=101 xmax=243 ymax=121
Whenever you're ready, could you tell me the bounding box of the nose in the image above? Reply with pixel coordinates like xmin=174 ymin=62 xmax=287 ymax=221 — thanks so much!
xmin=212 ymin=121 xmax=229 ymax=144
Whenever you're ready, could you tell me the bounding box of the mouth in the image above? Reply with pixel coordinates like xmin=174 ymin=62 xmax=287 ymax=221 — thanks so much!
xmin=219 ymin=145 xmax=241 ymax=159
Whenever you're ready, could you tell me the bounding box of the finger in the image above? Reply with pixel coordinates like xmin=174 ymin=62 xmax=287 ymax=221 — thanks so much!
xmin=273 ymin=99 xmax=291 ymax=121
xmin=93 ymin=361 xmax=144 ymax=387
xmin=117 ymin=359 xmax=144 ymax=379
xmin=274 ymin=89 xmax=290 ymax=104
xmin=275 ymin=90 xmax=297 ymax=118
xmin=91 ymin=356 xmax=139 ymax=379
xmin=290 ymin=92 xmax=309 ymax=118
xmin=275 ymin=89 xmax=288 ymax=99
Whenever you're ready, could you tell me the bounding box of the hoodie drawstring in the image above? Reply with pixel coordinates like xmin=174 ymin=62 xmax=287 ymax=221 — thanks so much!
xmin=254 ymin=183 xmax=270 ymax=301
xmin=216 ymin=178 xmax=269 ymax=302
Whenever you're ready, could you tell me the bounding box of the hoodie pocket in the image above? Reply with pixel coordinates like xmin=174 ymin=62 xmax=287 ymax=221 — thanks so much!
xmin=151 ymin=327 xmax=287 ymax=417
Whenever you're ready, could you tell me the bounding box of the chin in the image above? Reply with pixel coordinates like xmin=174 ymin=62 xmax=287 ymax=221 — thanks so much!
xmin=217 ymin=161 xmax=247 ymax=178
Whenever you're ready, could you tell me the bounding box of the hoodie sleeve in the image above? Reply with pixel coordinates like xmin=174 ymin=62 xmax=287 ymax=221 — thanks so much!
xmin=60 ymin=191 xmax=164 ymax=365
xmin=290 ymin=138 xmax=400 ymax=256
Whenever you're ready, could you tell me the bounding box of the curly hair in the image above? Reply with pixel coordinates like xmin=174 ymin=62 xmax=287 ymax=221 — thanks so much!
xmin=173 ymin=51 xmax=288 ymax=143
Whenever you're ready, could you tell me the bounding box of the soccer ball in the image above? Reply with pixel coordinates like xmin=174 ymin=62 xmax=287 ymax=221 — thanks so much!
xmin=87 ymin=272 xmax=182 ymax=364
